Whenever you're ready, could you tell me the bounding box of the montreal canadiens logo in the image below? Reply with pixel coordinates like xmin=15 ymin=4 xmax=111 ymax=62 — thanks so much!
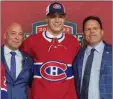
xmin=40 ymin=61 xmax=67 ymax=81
xmin=53 ymin=4 xmax=61 ymax=9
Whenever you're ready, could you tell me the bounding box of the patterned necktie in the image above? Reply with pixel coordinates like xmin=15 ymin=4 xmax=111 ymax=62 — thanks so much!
xmin=10 ymin=51 xmax=16 ymax=80
xmin=80 ymin=48 xmax=95 ymax=99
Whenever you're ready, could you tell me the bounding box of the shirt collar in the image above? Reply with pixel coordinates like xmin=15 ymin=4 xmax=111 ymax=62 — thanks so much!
xmin=42 ymin=31 xmax=65 ymax=43
xmin=4 ymin=45 xmax=21 ymax=56
xmin=86 ymin=41 xmax=105 ymax=54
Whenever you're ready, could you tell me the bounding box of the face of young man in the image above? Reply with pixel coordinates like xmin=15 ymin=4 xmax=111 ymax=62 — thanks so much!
xmin=84 ymin=19 xmax=104 ymax=47
xmin=46 ymin=13 xmax=65 ymax=36
xmin=4 ymin=23 xmax=24 ymax=50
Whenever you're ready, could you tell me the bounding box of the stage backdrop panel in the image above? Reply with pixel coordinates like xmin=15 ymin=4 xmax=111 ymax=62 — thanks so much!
xmin=1 ymin=1 xmax=112 ymax=44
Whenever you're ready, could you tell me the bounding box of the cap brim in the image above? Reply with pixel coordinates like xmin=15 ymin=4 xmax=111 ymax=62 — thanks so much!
xmin=46 ymin=12 xmax=66 ymax=16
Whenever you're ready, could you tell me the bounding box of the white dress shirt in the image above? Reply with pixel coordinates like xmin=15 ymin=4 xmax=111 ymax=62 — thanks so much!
xmin=81 ymin=41 xmax=105 ymax=99
xmin=4 ymin=45 xmax=23 ymax=78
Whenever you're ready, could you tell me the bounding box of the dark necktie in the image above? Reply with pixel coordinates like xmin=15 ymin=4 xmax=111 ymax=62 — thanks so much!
xmin=80 ymin=48 xmax=95 ymax=99
xmin=10 ymin=51 xmax=16 ymax=80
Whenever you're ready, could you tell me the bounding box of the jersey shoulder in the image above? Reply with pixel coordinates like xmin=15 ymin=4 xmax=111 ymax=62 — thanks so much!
xmin=65 ymin=33 xmax=79 ymax=43
xmin=25 ymin=32 xmax=42 ymax=41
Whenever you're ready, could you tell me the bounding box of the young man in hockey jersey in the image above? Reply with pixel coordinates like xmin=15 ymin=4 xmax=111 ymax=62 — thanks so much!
xmin=20 ymin=2 xmax=80 ymax=99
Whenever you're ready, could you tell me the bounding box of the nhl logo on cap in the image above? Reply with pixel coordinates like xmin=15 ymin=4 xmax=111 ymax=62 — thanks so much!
xmin=53 ymin=4 xmax=61 ymax=9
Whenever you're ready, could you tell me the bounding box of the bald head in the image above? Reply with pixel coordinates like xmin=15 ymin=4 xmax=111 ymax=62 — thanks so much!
xmin=6 ymin=22 xmax=23 ymax=33
xmin=4 ymin=22 xmax=24 ymax=50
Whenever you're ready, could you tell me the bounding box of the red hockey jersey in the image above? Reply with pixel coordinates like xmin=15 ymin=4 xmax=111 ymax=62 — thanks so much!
xmin=1 ymin=63 xmax=7 ymax=99
xmin=21 ymin=32 xmax=80 ymax=99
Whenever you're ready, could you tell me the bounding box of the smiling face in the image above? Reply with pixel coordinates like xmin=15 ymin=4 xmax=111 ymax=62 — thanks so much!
xmin=4 ymin=23 xmax=24 ymax=50
xmin=84 ymin=19 xmax=104 ymax=47
xmin=46 ymin=13 xmax=65 ymax=36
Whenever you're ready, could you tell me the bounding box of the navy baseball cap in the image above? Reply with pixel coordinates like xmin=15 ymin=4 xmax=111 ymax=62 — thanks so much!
xmin=46 ymin=2 xmax=66 ymax=15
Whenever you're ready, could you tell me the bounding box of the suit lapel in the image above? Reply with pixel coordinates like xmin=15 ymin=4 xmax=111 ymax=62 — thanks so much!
xmin=78 ymin=56 xmax=84 ymax=79
xmin=1 ymin=46 xmax=14 ymax=81
xmin=15 ymin=51 xmax=28 ymax=81
xmin=77 ymin=47 xmax=86 ymax=80
xmin=100 ymin=44 xmax=110 ymax=76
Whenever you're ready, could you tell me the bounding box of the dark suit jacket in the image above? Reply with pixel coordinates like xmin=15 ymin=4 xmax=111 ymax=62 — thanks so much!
xmin=1 ymin=46 xmax=34 ymax=99
xmin=73 ymin=41 xmax=112 ymax=99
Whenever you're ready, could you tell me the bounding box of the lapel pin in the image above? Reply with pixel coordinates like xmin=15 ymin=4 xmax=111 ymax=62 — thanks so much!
xmin=106 ymin=52 xmax=109 ymax=54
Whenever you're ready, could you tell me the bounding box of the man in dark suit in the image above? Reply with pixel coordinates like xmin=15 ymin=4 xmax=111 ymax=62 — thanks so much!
xmin=1 ymin=23 xmax=33 ymax=99
xmin=73 ymin=16 xmax=112 ymax=99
